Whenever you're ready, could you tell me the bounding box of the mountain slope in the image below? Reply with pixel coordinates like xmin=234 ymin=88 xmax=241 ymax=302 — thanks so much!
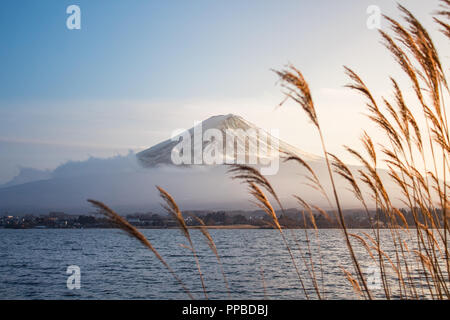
xmin=0 ymin=114 xmax=401 ymax=214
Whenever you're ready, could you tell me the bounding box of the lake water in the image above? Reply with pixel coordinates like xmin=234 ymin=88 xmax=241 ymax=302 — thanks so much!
xmin=0 ymin=228 xmax=446 ymax=299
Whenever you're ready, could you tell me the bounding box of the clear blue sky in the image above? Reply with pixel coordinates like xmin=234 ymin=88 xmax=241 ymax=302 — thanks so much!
xmin=0 ymin=0 xmax=447 ymax=182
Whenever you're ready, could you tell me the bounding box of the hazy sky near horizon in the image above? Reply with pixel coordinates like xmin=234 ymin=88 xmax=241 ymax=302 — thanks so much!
xmin=0 ymin=0 xmax=448 ymax=183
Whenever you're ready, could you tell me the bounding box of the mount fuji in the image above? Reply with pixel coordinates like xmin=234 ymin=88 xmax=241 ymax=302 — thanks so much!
xmin=137 ymin=114 xmax=320 ymax=168
xmin=0 ymin=114 xmax=396 ymax=214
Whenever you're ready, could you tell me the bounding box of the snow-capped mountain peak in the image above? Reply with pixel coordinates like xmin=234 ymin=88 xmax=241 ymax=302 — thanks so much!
xmin=137 ymin=114 xmax=320 ymax=167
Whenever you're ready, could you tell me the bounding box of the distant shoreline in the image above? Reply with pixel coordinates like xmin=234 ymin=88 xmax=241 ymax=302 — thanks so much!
xmin=0 ymin=224 xmax=270 ymax=230
xmin=0 ymin=225 xmax=419 ymax=230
